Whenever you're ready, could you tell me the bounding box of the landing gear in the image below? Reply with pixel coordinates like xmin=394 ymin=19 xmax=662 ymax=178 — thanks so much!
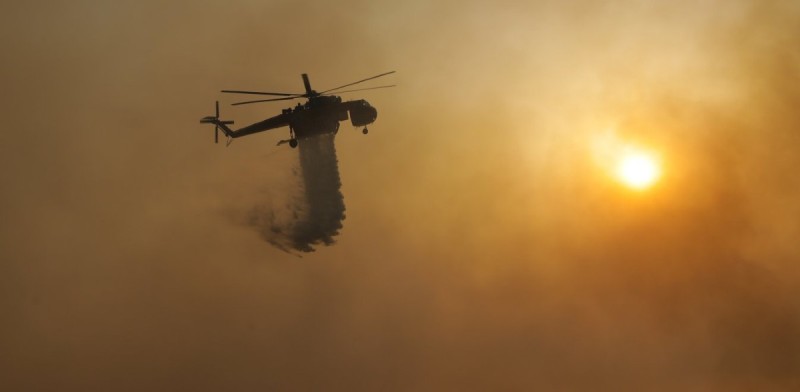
xmin=362 ymin=127 xmax=369 ymax=135
xmin=289 ymin=127 xmax=298 ymax=148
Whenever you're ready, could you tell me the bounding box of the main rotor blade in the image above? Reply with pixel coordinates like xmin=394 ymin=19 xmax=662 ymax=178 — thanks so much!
xmin=321 ymin=85 xmax=396 ymax=95
xmin=221 ymin=89 xmax=300 ymax=97
xmin=231 ymin=96 xmax=301 ymax=106
xmin=319 ymin=71 xmax=396 ymax=95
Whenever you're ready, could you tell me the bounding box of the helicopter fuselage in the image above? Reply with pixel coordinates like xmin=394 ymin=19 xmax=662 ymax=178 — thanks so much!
xmin=201 ymin=71 xmax=391 ymax=146
xmin=286 ymin=96 xmax=378 ymax=138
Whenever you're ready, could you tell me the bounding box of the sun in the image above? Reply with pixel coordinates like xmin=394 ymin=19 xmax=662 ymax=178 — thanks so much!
xmin=617 ymin=152 xmax=660 ymax=190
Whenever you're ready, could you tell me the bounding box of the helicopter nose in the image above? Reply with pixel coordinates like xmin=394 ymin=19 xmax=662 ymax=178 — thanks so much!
xmin=348 ymin=100 xmax=379 ymax=126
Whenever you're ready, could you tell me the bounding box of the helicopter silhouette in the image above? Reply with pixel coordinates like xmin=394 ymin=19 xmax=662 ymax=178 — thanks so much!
xmin=201 ymin=71 xmax=395 ymax=147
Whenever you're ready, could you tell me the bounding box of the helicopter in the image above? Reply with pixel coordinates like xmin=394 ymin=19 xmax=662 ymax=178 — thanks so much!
xmin=200 ymin=71 xmax=395 ymax=148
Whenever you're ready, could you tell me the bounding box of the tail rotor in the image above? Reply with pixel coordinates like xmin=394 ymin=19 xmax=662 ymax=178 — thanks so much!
xmin=200 ymin=101 xmax=234 ymax=144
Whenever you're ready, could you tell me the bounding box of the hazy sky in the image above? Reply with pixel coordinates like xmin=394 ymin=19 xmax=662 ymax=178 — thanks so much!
xmin=2 ymin=1 xmax=799 ymax=390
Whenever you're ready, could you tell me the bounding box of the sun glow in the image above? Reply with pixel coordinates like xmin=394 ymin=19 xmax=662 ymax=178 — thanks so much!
xmin=617 ymin=152 xmax=660 ymax=190
xmin=590 ymin=129 xmax=664 ymax=191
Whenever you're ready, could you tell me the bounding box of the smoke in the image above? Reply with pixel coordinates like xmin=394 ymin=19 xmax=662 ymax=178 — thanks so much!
xmin=3 ymin=1 xmax=800 ymax=391
xmin=247 ymin=132 xmax=346 ymax=253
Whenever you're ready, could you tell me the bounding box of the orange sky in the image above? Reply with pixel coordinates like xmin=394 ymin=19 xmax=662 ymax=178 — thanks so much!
xmin=1 ymin=1 xmax=799 ymax=390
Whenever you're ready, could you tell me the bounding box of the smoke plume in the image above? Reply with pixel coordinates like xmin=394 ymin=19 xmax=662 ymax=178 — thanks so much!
xmin=3 ymin=1 xmax=800 ymax=391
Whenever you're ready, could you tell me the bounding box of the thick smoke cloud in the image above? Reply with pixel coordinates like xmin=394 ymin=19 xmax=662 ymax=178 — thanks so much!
xmin=2 ymin=1 xmax=800 ymax=391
